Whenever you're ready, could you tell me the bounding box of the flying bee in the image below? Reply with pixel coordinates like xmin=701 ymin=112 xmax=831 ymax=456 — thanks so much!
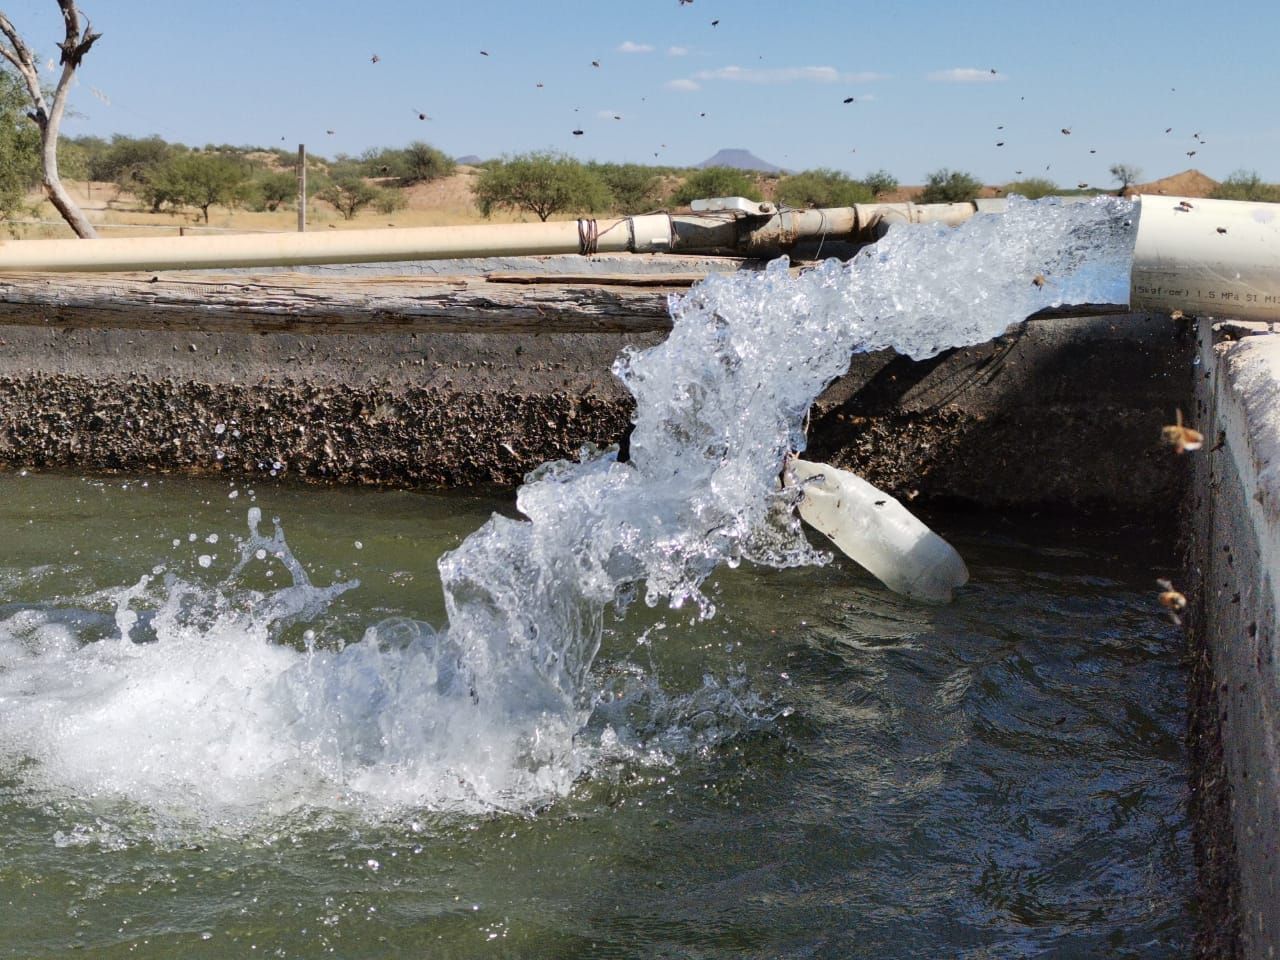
xmin=1161 ymin=408 xmax=1203 ymax=454
xmin=413 ymin=109 xmax=431 ymax=120
xmin=1156 ymin=578 xmax=1187 ymax=625
xmin=1031 ymin=273 xmax=1047 ymax=287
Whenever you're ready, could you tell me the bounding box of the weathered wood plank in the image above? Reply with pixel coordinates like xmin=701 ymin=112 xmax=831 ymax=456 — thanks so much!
xmin=0 ymin=271 xmax=679 ymax=334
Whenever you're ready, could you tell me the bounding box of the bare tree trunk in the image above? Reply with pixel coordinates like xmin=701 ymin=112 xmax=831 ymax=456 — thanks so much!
xmin=0 ymin=1 xmax=101 ymax=238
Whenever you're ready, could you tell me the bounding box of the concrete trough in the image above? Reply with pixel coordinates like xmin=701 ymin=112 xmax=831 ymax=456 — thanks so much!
xmin=0 ymin=224 xmax=1276 ymax=955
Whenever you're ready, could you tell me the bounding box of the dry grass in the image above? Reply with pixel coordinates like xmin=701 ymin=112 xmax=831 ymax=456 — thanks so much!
xmin=12 ymin=165 xmax=538 ymax=240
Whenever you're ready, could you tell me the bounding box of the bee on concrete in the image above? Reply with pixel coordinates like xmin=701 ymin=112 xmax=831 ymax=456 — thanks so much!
xmin=1161 ymin=409 xmax=1203 ymax=454
xmin=1156 ymin=578 xmax=1187 ymax=625
xmin=1170 ymin=309 xmax=1184 ymax=320
xmin=1177 ymin=200 xmax=1194 ymax=211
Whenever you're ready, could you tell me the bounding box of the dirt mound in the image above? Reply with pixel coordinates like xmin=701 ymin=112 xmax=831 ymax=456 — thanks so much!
xmin=399 ymin=166 xmax=481 ymax=212
xmin=1129 ymin=168 xmax=1219 ymax=198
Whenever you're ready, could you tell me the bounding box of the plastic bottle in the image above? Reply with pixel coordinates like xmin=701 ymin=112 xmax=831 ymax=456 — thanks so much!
xmin=784 ymin=457 xmax=969 ymax=603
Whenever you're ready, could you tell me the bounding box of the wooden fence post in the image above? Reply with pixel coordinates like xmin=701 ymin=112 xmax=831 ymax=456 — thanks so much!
xmin=297 ymin=144 xmax=307 ymax=233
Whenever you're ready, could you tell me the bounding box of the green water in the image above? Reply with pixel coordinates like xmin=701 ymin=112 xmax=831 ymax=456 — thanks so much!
xmin=0 ymin=472 xmax=1191 ymax=958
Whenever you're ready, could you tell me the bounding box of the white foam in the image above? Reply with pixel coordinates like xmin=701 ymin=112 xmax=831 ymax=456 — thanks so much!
xmin=0 ymin=198 xmax=1137 ymax=826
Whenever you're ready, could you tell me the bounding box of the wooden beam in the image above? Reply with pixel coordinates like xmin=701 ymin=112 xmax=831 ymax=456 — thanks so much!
xmin=0 ymin=271 xmax=679 ymax=335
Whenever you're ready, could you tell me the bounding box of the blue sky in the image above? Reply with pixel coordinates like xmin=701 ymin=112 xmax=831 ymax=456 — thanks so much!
xmin=6 ymin=0 xmax=1278 ymax=186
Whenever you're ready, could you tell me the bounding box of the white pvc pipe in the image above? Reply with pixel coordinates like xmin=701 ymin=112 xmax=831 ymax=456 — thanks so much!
xmin=0 ymin=215 xmax=674 ymax=272
xmin=1132 ymin=195 xmax=1280 ymax=322
xmin=0 ymin=202 xmax=1011 ymax=273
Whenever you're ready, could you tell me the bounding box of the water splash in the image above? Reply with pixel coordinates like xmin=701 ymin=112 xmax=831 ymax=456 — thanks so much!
xmin=0 ymin=198 xmax=1136 ymax=824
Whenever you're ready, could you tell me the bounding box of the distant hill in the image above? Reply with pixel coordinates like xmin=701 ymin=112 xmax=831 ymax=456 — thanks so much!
xmin=455 ymin=154 xmax=483 ymax=165
xmin=698 ymin=148 xmax=784 ymax=174
xmin=1129 ymin=168 xmax=1219 ymax=198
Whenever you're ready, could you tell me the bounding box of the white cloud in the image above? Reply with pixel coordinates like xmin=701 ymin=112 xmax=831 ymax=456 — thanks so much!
xmin=689 ymin=65 xmax=886 ymax=85
xmin=665 ymin=78 xmax=701 ymax=92
xmin=618 ymin=41 xmax=654 ymax=54
xmin=667 ymin=45 xmax=689 ymax=57
xmin=928 ymin=67 xmax=1005 ymax=83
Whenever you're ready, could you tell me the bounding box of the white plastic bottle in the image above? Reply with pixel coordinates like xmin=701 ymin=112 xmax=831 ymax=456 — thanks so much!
xmin=784 ymin=457 xmax=969 ymax=603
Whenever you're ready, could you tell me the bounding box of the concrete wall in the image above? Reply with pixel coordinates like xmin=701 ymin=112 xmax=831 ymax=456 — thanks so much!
xmin=1189 ymin=318 xmax=1280 ymax=959
xmin=0 ymin=294 xmax=1189 ymax=514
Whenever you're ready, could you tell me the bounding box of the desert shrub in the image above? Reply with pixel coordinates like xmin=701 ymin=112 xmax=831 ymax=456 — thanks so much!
xmin=474 ymin=151 xmax=610 ymax=221
xmin=1005 ymin=177 xmax=1058 ymax=200
xmin=668 ymin=166 xmax=762 ymax=206
xmin=919 ymin=168 xmax=983 ymax=203
xmin=589 ymin=162 xmax=662 ymax=213
xmin=1211 ymin=170 xmax=1280 ymax=203
xmin=374 ymin=186 xmax=408 ymax=215
xmin=361 ymin=142 xmax=454 ymax=184
xmin=861 ymin=169 xmax=899 ymax=197
xmin=402 ymin=141 xmax=454 ymax=183
xmin=96 ymin=134 xmax=176 ymax=186
xmin=776 ymin=168 xmax=873 ymax=208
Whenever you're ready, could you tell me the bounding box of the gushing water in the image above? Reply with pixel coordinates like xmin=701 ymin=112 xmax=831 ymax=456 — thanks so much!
xmin=0 ymin=198 xmax=1136 ymax=824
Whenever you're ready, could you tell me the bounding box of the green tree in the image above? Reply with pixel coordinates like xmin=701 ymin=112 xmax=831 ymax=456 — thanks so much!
xmin=317 ymin=175 xmax=380 ymax=219
xmin=861 ymin=169 xmax=898 ymax=197
xmin=99 ymin=134 xmax=178 ymax=207
xmin=0 ymin=70 xmax=40 ymax=227
xmin=776 ymin=168 xmax=873 ymax=208
xmin=1211 ymin=170 xmax=1280 ymax=203
xmin=589 ymin=162 xmax=661 ymax=213
xmin=240 ymin=169 xmax=296 ymax=212
xmin=668 ymin=166 xmax=762 ymax=206
xmin=919 ymin=168 xmax=983 ymax=203
xmin=1005 ymin=177 xmax=1058 ymax=200
xmin=474 ymin=151 xmax=610 ymax=221
xmin=155 ymin=152 xmax=248 ymax=222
